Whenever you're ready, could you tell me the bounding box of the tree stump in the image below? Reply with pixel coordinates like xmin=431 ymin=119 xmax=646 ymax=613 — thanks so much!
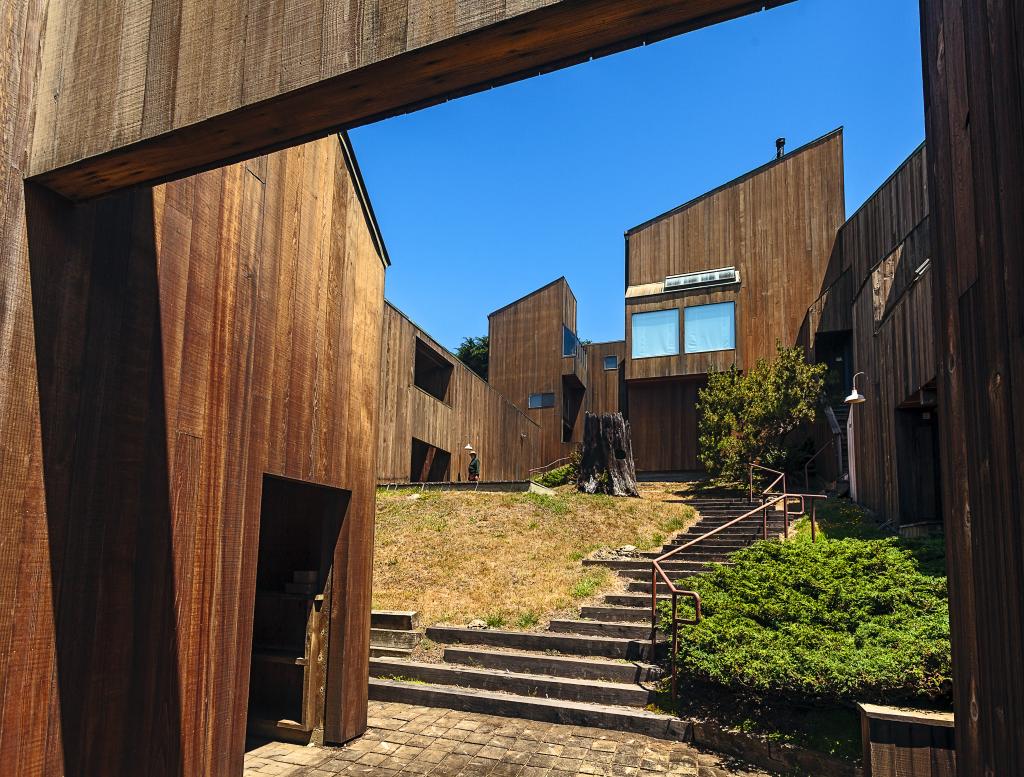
xmin=577 ymin=412 xmax=639 ymax=497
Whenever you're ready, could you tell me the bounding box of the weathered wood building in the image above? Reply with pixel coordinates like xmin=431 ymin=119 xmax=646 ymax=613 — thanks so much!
xmin=377 ymin=303 xmax=539 ymax=483
xmin=1 ymin=0 xmax=1022 ymax=774
xmin=623 ymin=130 xmax=846 ymax=472
xmin=804 ymin=144 xmax=936 ymax=530
xmin=488 ymin=278 xmax=587 ymax=469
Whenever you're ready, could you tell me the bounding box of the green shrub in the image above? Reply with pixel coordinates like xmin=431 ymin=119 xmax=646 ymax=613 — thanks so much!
xmin=697 ymin=344 xmax=826 ymax=480
xmin=534 ymin=448 xmax=581 ymax=488
xmin=659 ymin=537 xmax=951 ymax=708
xmin=536 ymin=463 xmax=574 ymax=488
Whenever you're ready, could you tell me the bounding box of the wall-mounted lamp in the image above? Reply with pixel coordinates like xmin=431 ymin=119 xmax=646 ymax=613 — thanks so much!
xmin=845 ymin=372 xmax=867 ymax=405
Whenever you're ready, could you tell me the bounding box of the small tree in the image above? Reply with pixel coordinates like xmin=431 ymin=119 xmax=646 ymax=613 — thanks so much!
xmin=455 ymin=335 xmax=489 ymax=381
xmin=697 ymin=344 xmax=826 ymax=481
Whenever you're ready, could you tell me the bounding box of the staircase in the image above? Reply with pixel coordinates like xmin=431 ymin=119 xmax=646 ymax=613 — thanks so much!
xmin=368 ymin=495 xmax=782 ymax=738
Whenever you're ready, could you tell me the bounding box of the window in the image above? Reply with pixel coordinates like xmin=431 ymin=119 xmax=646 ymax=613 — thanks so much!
xmin=631 ymin=309 xmax=680 ymax=359
xmin=684 ymin=302 xmax=736 ymax=354
xmin=562 ymin=326 xmax=579 ymax=357
xmin=603 ymin=355 xmax=618 ymax=371
xmin=413 ymin=338 xmax=454 ymax=402
xmin=528 ymin=392 xmax=556 ymax=409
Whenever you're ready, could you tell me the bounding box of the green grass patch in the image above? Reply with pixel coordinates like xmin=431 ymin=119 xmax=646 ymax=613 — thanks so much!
xmin=571 ymin=568 xmax=611 ymax=599
xmin=515 ymin=610 xmax=541 ymax=629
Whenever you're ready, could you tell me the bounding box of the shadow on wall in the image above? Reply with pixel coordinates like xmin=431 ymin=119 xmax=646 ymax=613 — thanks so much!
xmin=26 ymin=184 xmax=185 ymax=777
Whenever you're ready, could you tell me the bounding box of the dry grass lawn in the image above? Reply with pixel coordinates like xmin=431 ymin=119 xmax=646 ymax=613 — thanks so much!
xmin=372 ymin=483 xmax=696 ymax=628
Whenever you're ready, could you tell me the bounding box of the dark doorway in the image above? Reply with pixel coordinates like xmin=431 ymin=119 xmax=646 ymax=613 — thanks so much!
xmin=561 ymin=377 xmax=586 ymax=443
xmin=410 ymin=438 xmax=452 ymax=482
xmin=895 ymin=405 xmax=942 ymax=528
xmin=815 ymin=331 xmax=853 ymax=406
xmin=248 ymin=475 xmax=349 ymax=742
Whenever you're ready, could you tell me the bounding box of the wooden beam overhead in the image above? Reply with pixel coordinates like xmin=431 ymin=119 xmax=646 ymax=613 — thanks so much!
xmin=29 ymin=0 xmax=792 ymax=200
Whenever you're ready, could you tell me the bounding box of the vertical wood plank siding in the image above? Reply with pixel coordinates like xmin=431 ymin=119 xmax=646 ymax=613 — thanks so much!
xmin=583 ymin=341 xmax=627 ymax=417
xmin=377 ymin=303 xmax=540 ymax=482
xmin=2 ymin=134 xmax=384 ymax=777
xmin=806 ymin=145 xmax=936 ymax=523
xmin=27 ymin=0 xmax=795 ymax=199
xmin=625 ymin=130 xmax=846 ymax=381
xmin=489 ymin=278 xmax=583 ymax=469
xmin=920 ymin=1 xmax=1024 ymax=773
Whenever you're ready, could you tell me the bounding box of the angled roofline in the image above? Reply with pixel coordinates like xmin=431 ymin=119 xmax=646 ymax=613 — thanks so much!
xmin=841 ymin=139 xmax=927 ymax=229
xmin=337 ymin=130 xmax=391 ymax=268
xmin=487 ymin=276 xmax=571 ymax=319
xmin=624 ymin=127 xmax=845 ymax=238
xmin=383 ymin=300 xmax=540 ymax=429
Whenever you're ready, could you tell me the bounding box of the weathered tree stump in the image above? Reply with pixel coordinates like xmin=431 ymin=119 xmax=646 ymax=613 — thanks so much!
xmin=577 ymin=412 xmax=639 ymax=497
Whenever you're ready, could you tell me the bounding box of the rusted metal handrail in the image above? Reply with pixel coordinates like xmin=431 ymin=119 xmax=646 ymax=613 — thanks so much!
xmin=528 ymin=456 xmax=573 ymax=476
xmin=803 ymin=438 xmax=834 ymax=488
xmin=748 ymin=462 xmax=786 ymax=503
xmin=651 ymin=491 xmax=828 ymax=699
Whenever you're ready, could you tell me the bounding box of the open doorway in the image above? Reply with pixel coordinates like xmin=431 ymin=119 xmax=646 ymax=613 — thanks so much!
xmin=895 ymin=399 xmax=942 ymax=532
xmin=248 ymin=475 xmax=350 ymax=743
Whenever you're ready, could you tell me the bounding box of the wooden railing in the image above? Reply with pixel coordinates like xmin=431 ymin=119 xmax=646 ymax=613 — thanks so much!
xmin=650 ymin=491 xmax=828 ymax=699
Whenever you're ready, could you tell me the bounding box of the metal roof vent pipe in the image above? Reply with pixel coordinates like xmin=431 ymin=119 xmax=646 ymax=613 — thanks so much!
xmin=776 ymin=137 xmax=786 ymax=159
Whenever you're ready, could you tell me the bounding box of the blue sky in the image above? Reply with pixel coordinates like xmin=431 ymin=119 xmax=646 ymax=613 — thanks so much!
xmin=350 ymin=0 xmax=924 ymax=351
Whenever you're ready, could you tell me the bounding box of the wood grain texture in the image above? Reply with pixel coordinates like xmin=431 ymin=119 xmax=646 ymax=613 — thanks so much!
xmin=4 ymin=134 xmax=384 ymax=777
xmin=489 ymin=277 xmax=583 ymax=468
xmin=625 ymin=130 xmax=845 ymax=381
xmin=377 ymin=302 xmax=539 ymax=482
xmin=28 ymin=0 xmax=794 ymax=199
xmin=920 ymin=1 xmax=1024 ymax=773
xmin=806 ymin=145 xmax=935 ymax=524
xmin=627 ymin=377 xmax=706 ymax=473
xmin=583 ymin=341 xmax=626 ymax=417
xmin=0 ymin=1 xmax=63 ymax=774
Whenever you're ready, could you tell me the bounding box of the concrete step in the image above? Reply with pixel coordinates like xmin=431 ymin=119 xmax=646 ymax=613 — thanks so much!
xmin=547 ymin=619 xmax=654 ymax=640
xmin=368 ymin=678 xmax=688 ymax=739
xmin=371 ymin=610 xmax=420 ymax=631
xmin=369 ymin=646 xmax=414 ymax=659
xmin=369 ymin=658 xmax=652 ymax=707
xmin=370 ymin=627 xmax=421 ymax=649
xmin=579 ymin=606 xmax=651 ymax=623
xmin=425 ymin=625 xmax=660 ymax=660
xmin=440 ymin=647 xmax=662 ymax=684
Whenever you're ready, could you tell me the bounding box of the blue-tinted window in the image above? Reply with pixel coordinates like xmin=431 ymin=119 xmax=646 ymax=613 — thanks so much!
xmin=528 ymin=392 xmax=556 ymax=409
xmin=603 ymin=355 xmax=618 ymax=371
xmin=684 ymin=302 xmax=736 ymax=354
xmin=562 ymin=326 xmax=579 ymax=357
xmin=631 ymin=309 xmax=680 ymax=359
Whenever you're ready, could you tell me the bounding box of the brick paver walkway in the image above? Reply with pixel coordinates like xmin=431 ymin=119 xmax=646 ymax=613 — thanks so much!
xmin=244 ymin=702 xmax=771 ymax=777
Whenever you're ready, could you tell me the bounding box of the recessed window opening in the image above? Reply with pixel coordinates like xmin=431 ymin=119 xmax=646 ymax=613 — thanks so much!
xmin=528 ymin=392 xmax=556 ymax=409
xmin=631 ymin=309 xmax=680 ymax=359
xmin=562 ymin=325 xmax=580 ymax=357
xmin=603 ymin=355 xmax=618 ymax=370
xmin=414 ymin=337 xmax=454 ymax=402
xmin=410 ymin=438 xmax=451 ymax=482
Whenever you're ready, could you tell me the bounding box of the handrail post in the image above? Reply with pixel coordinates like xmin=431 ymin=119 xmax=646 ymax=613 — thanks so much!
xmin=651 ymin=567 xmax=658 ymax=652
xmin=783 ymin=498 xmax=789 ymax=539
xmin=811 ymin=499 xmax=818 ymax=543
xmin=670 ymin=593 xmax=679 ymax=700
xmin=762 ymin=501 xmax=768 ymax=541
xmin=748 ymin=463 xmax=753 ymax=503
